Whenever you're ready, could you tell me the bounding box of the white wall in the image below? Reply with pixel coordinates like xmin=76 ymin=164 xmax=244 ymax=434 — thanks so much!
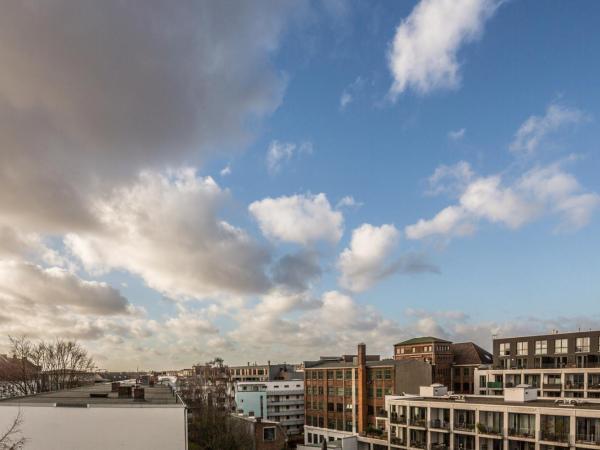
xmin=0 ymin=404 xmax=187 ymax=450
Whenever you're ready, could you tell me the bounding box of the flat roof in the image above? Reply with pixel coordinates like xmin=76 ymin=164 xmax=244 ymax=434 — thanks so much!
xmin=388 ymin=395 xmax=600 ymax=411
xmin=0 ymin=383 xmax=182 ymax=407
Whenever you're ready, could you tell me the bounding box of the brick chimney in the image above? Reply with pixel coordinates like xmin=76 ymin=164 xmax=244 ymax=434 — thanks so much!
xmin=357 ymin=343 xmax=368 ymax=434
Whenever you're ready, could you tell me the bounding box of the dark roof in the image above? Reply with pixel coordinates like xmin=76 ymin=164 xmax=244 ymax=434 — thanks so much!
xmin=304 ymin=358 xmax=431 ymax=370
xmin=395 ymin=337 xmax=451 ymax=346
xmin=0 ymin=354 xmax=39 ymax=372
xmin=451 ymin=342 xmax=493 ymax=365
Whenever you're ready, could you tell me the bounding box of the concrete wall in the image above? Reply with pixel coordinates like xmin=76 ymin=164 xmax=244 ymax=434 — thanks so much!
xmin=0 ymin=404 xmax=187 ymax=450
xmin=235 ymin=390 xmax=266 ymax=417
xmin=394 ymin=359 xmax=433 ymax=395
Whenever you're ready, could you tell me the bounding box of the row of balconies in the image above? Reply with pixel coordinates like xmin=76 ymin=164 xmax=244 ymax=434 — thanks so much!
xmin=486 ymin=381 xmax=600 ymax=390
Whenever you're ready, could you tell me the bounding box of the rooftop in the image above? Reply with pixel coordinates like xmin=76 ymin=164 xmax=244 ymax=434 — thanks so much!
xmin=452 ymin=341 xmax=493 ymax=365
xmin=493 ymin=329 xmax=600 ymax=341
xmin=304 ymin=358 xmax=430 ymax=370
xmin=395 ymin=336 xmax=451 ymax=346
xmin=0 ymin=383 xmax=183 ymax=407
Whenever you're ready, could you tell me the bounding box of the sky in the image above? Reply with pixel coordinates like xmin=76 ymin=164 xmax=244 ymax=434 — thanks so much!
xmin=0 ymin=0 xmax=599 ymax=371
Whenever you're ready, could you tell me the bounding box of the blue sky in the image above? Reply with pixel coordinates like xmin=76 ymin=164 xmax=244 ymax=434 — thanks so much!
xmin=0 ymin=0 xmax=599 ymax=370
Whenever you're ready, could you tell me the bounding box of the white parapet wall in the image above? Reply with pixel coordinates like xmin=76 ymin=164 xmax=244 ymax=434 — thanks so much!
xmin=0 ymin=403 xmax=187 ymax=450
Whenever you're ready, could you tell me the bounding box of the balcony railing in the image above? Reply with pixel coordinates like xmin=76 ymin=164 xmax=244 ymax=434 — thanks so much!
xmin=588 ymin=382 xmax=600 ymax=390
xmin=392 ymin=415 xmax=407 ymax=424
xmin=391 ymin=437 xmax=406 ymax=446
xmin=429 ymin=420 xmax=450 ymax=430
xmin=542 ymin=383 xmax=561 ymax=390
xmin=431 ymin=444 xmax=449 ymax=450
xmin=564 ymin=382 xmax=584 ymax=390
xmin=487 ymin=382 xmax=503 ymax=389
xmin=540 ymin=430 xmax=570 ymax=443
xmin=376 ymin=409 xmax=388 ymax=418
xmin=410 ymin=441 xmax=427 ymax=449
xmin=477 ymin=424 xmax=503 ymax=435
xmin=454 ymin=423 xmax=476 ymax=432
xmin=508 ymin=428 xmax=535 ymax=439
xmin=412 ymin=418 xmax=427 ymax=428
xmin=576 ymin=434 xmax=600 ymax=445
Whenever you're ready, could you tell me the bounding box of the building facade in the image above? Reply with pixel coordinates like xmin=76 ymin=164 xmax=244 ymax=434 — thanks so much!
xmin=384 ymin=385 xmax=600 ymax=450
xmin=394 ymin=338 xmax=492 ymax=394
xmin=230 ymin=362 xmax=303 ymax=383
xmin=230 ymin=414 xmax=288 ymax=450
xmin=476 ymin=330 xmax=600 ymax=399
xmin=303 ymin=343 xmax=433 ymax=449
xmin=235 ymin=380 xmax=305 ymax=437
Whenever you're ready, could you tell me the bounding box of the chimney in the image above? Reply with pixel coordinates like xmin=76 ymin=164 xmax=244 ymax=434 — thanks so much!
xmin=357 ymin=343 xmax=368 ymax=434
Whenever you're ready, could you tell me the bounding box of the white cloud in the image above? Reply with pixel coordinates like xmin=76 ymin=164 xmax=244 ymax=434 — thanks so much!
xmin=338 ymin=224 xmax=400 ymax=292
xmin=266 ymin=140 xmax=313 ymax=174
xmin=339 ymin=76 xmax=365 ymax=110
xmin=249 ymin=193 xmax=343 ymax=245
xmin=220 ymin=165 xmax=232 ymax=176
xmin=427 ymin=161 xmax=474 ymax=196
xmin=448 ymin=128 xmax=466 ymax=140
xmin=336 ymin=195 xmax=363 ymax=209
xmin=66 ymin=168 xmax=271 ymax=300
xmin=510 ymin=104 xmax=588 ymax=155
xmin=406 ymin=162 xmax=599 ymax=240
xmin=388 ymin=0 xmax=501 ymax=98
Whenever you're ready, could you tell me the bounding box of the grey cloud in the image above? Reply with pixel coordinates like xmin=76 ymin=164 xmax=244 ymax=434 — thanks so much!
xmin=271 ymin=250 xmax=322 ymax=292
xmin=0 ymin=0 xmax=294 ymax=232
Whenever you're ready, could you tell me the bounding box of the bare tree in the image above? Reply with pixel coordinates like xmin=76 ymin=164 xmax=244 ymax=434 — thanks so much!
xmin=0 ymin=411 xmax=25 ymax=450
xmin=1 ymin=336 xmax=94 ymax=396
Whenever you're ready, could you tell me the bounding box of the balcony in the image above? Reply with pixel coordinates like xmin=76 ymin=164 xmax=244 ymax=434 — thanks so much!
xmin=487 ymin=382 xmax=503 ymax=389
xmin=391 ymin=437 xmax=406 ymax=447
xmin=542 ymin=383 xmax=562 ymax=390
xmin=431 ymin=444 xmax=449 ymax=450
xmin=508 ymin=428 xmax=535 ymax=439
xmin=477 ymin=424 xmax=503 ymax=436
xmin=540 ymin=430 xmax=570 ymax=443
xmin=576 ymin=434 xmax=600 ymax=445
xmin=588 ymin=383 xmax=600 ymax=390
xmin=429 ymin=420 xmax=450 ymax=430
xmin=391 ymin=415 xmax=407 ymax=425
xmin=410 ymin=441 xmax=427 ymax=449
xmin=454 ymin=423 xmax=476 ymax=432
xmin=564 ymin=382 xmax=584 ymax=390
xmin=411 ymin=418 xmax=427 ymax=428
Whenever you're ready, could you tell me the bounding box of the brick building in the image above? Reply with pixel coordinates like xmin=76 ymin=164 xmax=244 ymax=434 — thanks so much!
xmin=303 ymin=343 xmax=432 ymax=447
xmin=393 ymin=337 xmax=492 ymax=394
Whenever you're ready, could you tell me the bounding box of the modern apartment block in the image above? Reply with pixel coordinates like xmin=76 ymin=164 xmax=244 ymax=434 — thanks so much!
xmin=384 ymin=384 xmax=600 ymax=450
xmin=235 ymin=380 xmax=305 ymax=437
xmin=303 ymin=343 xmax=432 ymax=449
xmin=475 ymin=330 xmax=600 ymax=398
xmin=230 ymin=362 xmax=303 ymax=382
xmin=394 ymin=338 xmax=492 ymax=394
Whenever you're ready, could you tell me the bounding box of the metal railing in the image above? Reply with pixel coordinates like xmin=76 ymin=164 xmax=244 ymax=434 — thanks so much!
xmin=540 ymin=430 xmax=570 ymax=443
xmin=508 ymin=428 xmax=535 ymax=439
xmin=411 ymin=418 xmax=427 ymax=428
xmin=477 ymin=424 xmax=503 ymax=435
xmin=410 ymin=441 xmax=427 ymax=449
xmin=391 ymin=415 xmax=407 ymax=424
xmin=576 ymin=433 xmax=600 ymax=444
xmin=454 ymin=423 xmax=476 ymax=432
xmin=429 ymin=420 xmax=450 ymax=430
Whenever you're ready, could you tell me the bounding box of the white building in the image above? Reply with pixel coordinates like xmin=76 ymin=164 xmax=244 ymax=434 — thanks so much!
xmin=0 ymin=382 xmax=187 ymax=450
xmin=383 ymin=384 xmax=600 ymax=450
xmin=235 ymin=380 xmax=304 ymax=436
xmin=475 ymin=367 xmax=600 ymax=399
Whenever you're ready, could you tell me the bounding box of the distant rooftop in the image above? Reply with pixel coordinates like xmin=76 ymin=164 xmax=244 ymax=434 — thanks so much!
xmin=395 ymin=336 xmax=451 ymax=346
xmin=452 ymin=341 xmax=493 ymax=365
xmin=0 ymin=383 xmax=183 ymax=407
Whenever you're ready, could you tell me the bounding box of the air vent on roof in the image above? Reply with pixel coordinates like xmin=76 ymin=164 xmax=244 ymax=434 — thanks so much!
xmin=55 ymin=402 xmax=88 ymax=408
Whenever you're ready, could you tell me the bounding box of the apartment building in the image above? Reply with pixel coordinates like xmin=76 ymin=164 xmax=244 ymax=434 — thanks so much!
xmin=384 ymin=384 xmax=600 ymax=450
xmin=235 ymin=380 xmax=305 ymax=437
xmin=394 ymin=338 xmax=492 ymax=394
xmin=303 ymin=343 xmax=432 ymax=449
xmin=230 ymin=414 xmax=288 ymax=450
xmin=230 ymin=362 xmax=303 ymax=382
xmin=476 ymin=330 xmax=600 ymax=398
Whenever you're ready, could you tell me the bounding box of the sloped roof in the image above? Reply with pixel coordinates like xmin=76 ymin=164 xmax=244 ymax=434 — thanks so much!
xmin=451 ymin=342 xmax=493 ymax=365
xmin=394 ymin=336 xmax=451 ymax=346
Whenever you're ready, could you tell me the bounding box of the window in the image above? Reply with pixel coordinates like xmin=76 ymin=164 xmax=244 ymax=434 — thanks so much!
xmin=384 ymin=369 xmax=391 ymax=379
xmin=263 ymin=427 xmax=276 ymax=441
xmin=576 ymin=337 xmax=590 ymax=353
xmin=327 ymin=370 xmax=333 ymax=380
xmin=555 ymin=338 xmax=568 ymax=354
xmin=400 ymin=348 xmax=405 ymax=354
xmin=336 ymin=370 xmax=343 ymax=379
xmin=535 ymin=340 xmax=547 ymax=355
xmin=517 ymin=341 xmax=528 ymax=356
xmin=376 ymin=388 xmax=383 ymax=398
xmin=499 ymin=342 xmax=510 ymax=356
